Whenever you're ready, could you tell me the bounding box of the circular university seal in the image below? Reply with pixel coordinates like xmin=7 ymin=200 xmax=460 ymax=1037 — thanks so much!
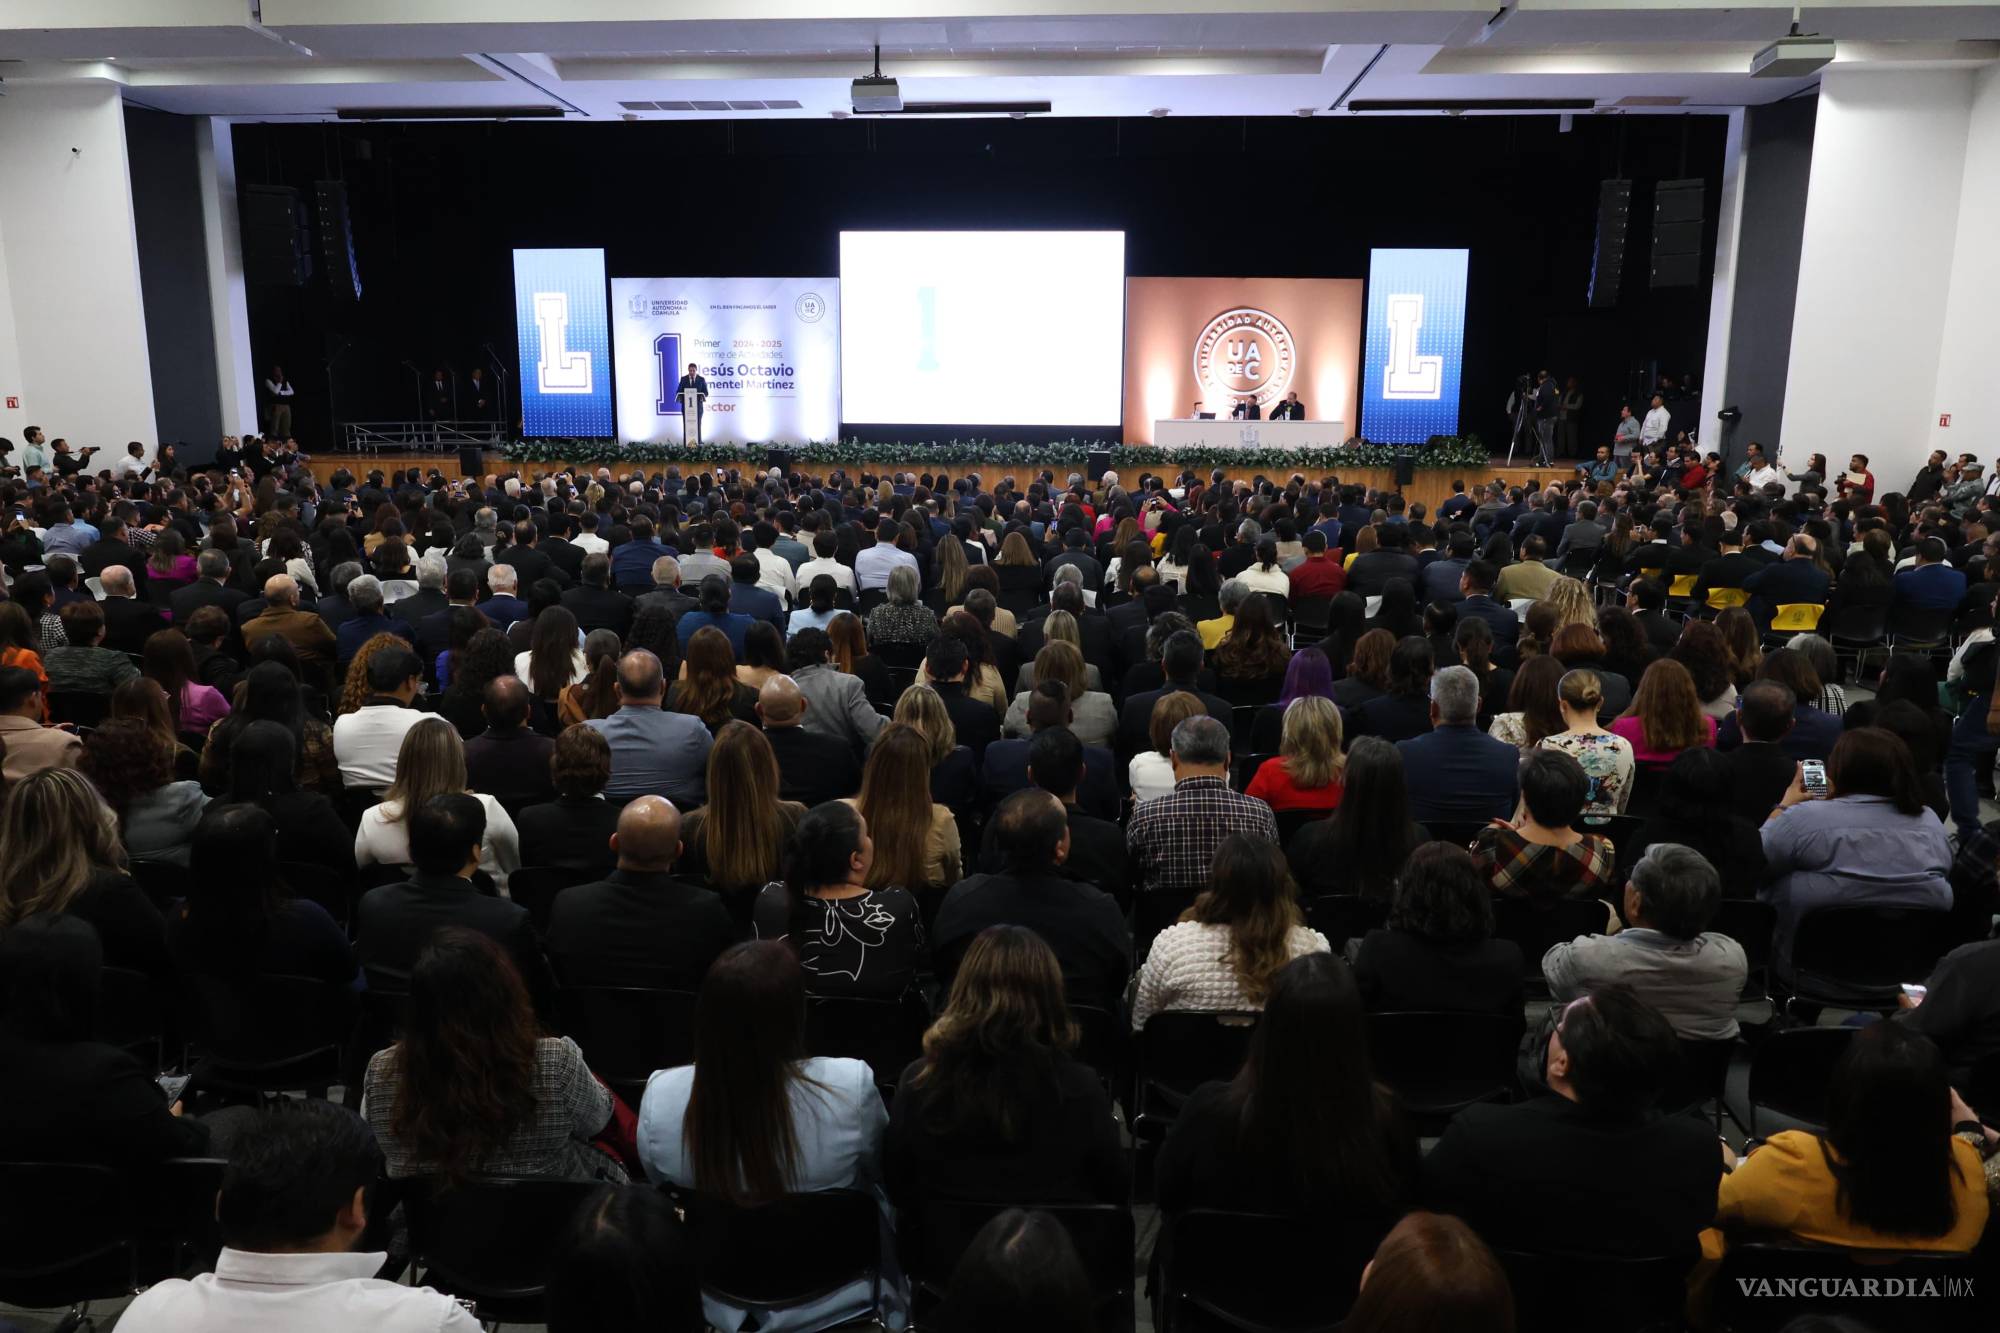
xmin=795 ymin=291 xmax=827 ymax=323
xmin=1192 ymin=307 xmax=1296 ymax=409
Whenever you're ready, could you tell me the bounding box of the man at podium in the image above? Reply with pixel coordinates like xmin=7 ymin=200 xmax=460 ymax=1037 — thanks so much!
xmin=1269 ymin=391 xmax=1306 ymax=420
xmin=676 ymin=362 xmax=708 ymax=444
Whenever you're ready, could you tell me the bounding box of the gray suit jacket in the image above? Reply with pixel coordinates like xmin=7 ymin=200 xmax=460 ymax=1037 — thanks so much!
xmin=792 ymin=663 xmax=886 ymax=753
xmin=1556 ymin=519 xmax=1606 ymax=559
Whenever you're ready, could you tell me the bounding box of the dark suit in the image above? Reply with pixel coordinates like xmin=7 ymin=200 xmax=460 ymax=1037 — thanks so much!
xmin=515 ymin=797 xmax=621 ymax=876
xmin=169 ymin=579 xmax=248 ymax=630
xmin=542 ymin=537 xmax=586 ymax=584
xmin=728 ymin=579 xmax=786 ymax=633
xmin=975 ymin=805 xmax=1130 ymax=905
xmin=1423 ymin=1095 xmax=1723 ymax=1261
xmin=978 ymin=739 xmax=1119 ymax=820
xmin=1717 ymin=704 xmax=1842 ymax=764
xmin=635 ymin=588 xmax=700 ymax=621
xmin=389 ymin=588 xmax=448 ymax=629
xmin=464 ymin=726 xmax=557 ymax=808
xmin=1267 ymin=399 xmax=1305 ymax=421
xmin=1117 ymin=683 xmax=1234 ymax=755
xmin=336 ymin=612 xmax=414 ymax=669
xmin=1229 ymin=402 xmax=1262 ymax=421
xmin=1346 ymin=551 xmax=1423 ymax=600
xmin=934 ymin=680 xmax=1000 ymax=760
xmin=932 ymin=870 xmax=1131 ymax=1008
xmin=1691 ymin=551 xmax=1761 ymax=602
xmin=415 ymin=604 xmax=486 ymax=674
xmin=81 ymin=539 xmax=149 ymax=593
xmin=1742 ymin=559 xmax=1831 ymax=629
xmin=476 ymin=593 xmax=530 ymax=631
xmin=498 ymin=545 xmax=569 ymax=591
xmin=764 ymin=725 xmax=864 ymax=807
xmin=1723 ymin=740 xmax=1797 ymax=817
xmin=561 ymin=585 xmax=635 ymax=638
xmin=1633 ymin=610 xmax=1683 ymax=655
xmin=544 ymin=868 xmax=736 ymax=990
xmin=0 ymin=1036 xmax=211 ymax=1169
xmin=354 ymin=871 xmax=550 ymax=1004
xmin=676 ymin=374 xmax=709 ymax=442
xmin=1456 ymin=594 xmax=1520 ymax=648
xmin=100 ymin=597 xmax=169 ymax=655
xmin=1396 ymin=724 xmax=1519 ymax=825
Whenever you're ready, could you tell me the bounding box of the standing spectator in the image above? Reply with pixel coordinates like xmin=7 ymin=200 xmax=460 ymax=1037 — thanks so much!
xmin=1127 ymin=715 xmax=1278 ymax=895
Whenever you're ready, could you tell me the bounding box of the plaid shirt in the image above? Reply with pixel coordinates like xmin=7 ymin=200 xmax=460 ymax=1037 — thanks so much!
xmin=1127 ymin=775 xmax=1278 ymax=894
xmin=1471 ymin=822 xmax=1616 ymax=905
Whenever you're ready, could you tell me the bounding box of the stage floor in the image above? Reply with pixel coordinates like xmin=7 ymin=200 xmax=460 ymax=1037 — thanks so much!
xmin=302 ymin=453 xmax=1581 ymax=514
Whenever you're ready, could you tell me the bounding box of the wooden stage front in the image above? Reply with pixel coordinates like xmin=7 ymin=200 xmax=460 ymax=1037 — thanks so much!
xmin=302 ymin=453 xmax=1572 ymax=516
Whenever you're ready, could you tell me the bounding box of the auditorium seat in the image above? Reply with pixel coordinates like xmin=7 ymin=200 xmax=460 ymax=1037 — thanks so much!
xmin=1491 ymin=1247 xmax=1691 ymax=1333
xmin=901 ymin=1200 xmax=1135 ymax=1333
xmin=182 ymin=972 xmax=356 ymax=1099
xmin=679 ymin=1187 xmax=884 ymax=1319
xmin=1304 ymin=894 xmax=1389 ymax=954
xmin=1747 ymin=1026 xmax=1854 ymax=1135
xmin=1782 ymin=904 xmax=1955 ymax=1015
xmin=804 ymin=991 xmax=931 ymax=1097
xmin=406 ymin=1174 xmax=603 ymax=1326
xmin=1153 ymin=1208 xmax=1378 ymax=1333
xmin=1366 ymin=1010 xmax=1523 ymax=1135
xmin=1130 ymin=1011 xmax=1259 ymax=1144
xmin=553 ymin=984 xmax=697 ymax=1106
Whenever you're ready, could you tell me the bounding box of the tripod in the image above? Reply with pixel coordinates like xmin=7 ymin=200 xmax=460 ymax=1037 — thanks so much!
xmin=1503 ymin=391 xmax=1537 ymax=466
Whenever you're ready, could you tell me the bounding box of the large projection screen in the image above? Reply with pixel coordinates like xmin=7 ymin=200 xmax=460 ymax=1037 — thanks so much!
xmin=839 ymin=230 xmax=1125 ymax=426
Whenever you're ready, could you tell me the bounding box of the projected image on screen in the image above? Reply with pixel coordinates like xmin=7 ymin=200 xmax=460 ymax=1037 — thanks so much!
xmin=840 ymin=231 xmax=1126 ymax=426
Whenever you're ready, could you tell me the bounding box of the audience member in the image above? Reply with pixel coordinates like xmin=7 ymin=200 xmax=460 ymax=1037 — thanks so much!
xmin=1127 ymin=715 xmax=1277 ymax=894
xmin=331 ymin=643 xmax=426 ymax=791
xmin=789 ymin=625 xmax=887 ymax=751
xmin=1471 ymin=750 xmax=1615 ymax=906
xmin=544 ymin=1185 xmax=703 ymax=1333
xmin=0 ymin=663 xmax=81 ymax=782
xmin=355 ymin=717 xmax=520 ymax=890
xmin=1610 ymin=658 xmax=1717 ymax=767
xmin=586 ymin=649 xmax=713 ymax=806
xmin=218 ymin=720 xmax=355 ymax=873
xmin=851 ymin=720 xmax=964 ymax=894
xmin=1352 ymin=842 xmax=1523 ymax=1014
xmin=1286 ymin=735 xmax=1427 ymax=904
xmin=756 ymin=671 xmax=864 ymax=807
xmin=935 ymin=1209 xmax=1095 ymax=1333
xmin=515 ymin=724 xmax=622 ymax=875
xmin=463 ymin=674 xmax=557 ymax=808
xmin=80 ymin=717 xmax=210 ymax=866
xmin=753 ymin=799 xmax=924 ymax=998
xmin=44 ymin=600 xmax=139 ymax=694
xmin=1340 ymin=1212 xmax=1516 ymax=1333
xmin=1396 ymin=665 xmax=1519 ymax=825
xmin=679 ymin=721 xmax=805 ymax=905
xmin=1126 ymin=688 xmax=1206 ymax=805
xmin=201 ymin=659 xmax=341 ymax=795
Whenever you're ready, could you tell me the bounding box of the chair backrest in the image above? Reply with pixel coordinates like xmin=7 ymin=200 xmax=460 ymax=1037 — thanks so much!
xmin=1705 ymin=587 xmax=1749 ymax=611
xmin=1770 ymin=602 xmax=1825 ymax=632
xmin=900 ymin=1201 xmax=1133 ymax=1326
xmin=1420 ymin=820 xmax=1489 ymax=850
xmin=1493 ymin=1247 xmax=1692 ymax=1333
xmin=680 ymin=1187 xmax=882 ymax=1310
xmin=277 ymin=860 xmax=352 ymax=928
xmin=46 ymin=691 xmax=109 ymax=728
xmin=1291 ymin=596 xmax=1334 ymax=637
xmin=1158 ymin=1208 xmax=1380 ymax=1333
xmin=871 ymin=638 xmax=927 ymax=671
xmin=508 ymin=863 xmax=595 ymax=932
xmin=1132 ymin=888 xmax=1200 ymax=963
xmin=1273 ymin=807 xmax=1331 ymax=845
xmin=1789 ymin=906 xmax=1955 ymax=1009
xmin=129 ymin=858 xmax=196 ymax=911
xmin=1660 ymin=1036 xmax=1735 ymax=1115
xmin=554 ymin=985 xmax=697 ymax=1104
xmin=1748 ymin=1025 xmax=1855 ymax=1133
xmin=1131 ymin=1011 xmax=1258 ymax=1142
xmin=1304 ymin=894 xmax=1389 ymax=953
xmin=1707 ymin=898 xmax=1776 ymax=1000
xmin=0 ymin=1160 xmax=137 ymax=1308
xmin=1491 ymin=897 xmax=1608 ymax=981
xmin=1886 ymin=603 xmax=1954 ymax=644
xmin=1821 ymin=599 xmax=1890 ymax=643
xmin=803 ymin=991 xmax=931 ymax=1095
xmin=1712 ymin=1242 xmax=1982 ymax=1333
xmin=182 ymin=971 xmax=357 ymax=1090
xmin=96 ymin=964 xmax=164 ymax=1066
xmin=1367 ymin=1010 xmax=1524 ymax=1128
xmin=1070 ymin=1001 xmax=1131 ymax=1087
xmin=407 ymin=1175 xmax=603 ymax=1319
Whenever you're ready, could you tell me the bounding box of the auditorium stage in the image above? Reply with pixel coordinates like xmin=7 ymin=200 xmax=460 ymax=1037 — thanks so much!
xmin=302 ymin=453 xmax=1572 ymax=516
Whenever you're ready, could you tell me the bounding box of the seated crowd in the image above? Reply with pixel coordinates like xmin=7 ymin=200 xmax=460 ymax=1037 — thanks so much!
xmin=2 ymin=440 xmax=1999 ymax=1330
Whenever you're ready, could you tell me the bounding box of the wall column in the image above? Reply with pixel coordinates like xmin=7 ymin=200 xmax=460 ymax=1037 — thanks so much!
xmin=196 ymin=117 xmax=260 ymax=440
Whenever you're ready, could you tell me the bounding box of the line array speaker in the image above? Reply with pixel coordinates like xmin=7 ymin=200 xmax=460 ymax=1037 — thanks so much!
xmin=1588 ymin=179 xmax=1631 ymax=309
xmin=241 ymin=185 xmax=312 ymax=287
xmin=315 ymin=180 xmax=362 ymax=302
xmin=1651 ymin=177 xmax=1707 ymax=288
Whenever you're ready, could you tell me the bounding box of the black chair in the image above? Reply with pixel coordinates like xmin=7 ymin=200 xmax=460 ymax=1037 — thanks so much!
xmin=1662 ymin=1036 xmax=1737 ymax=1125
xmin=1886 ymin=603 xmax=1954 ymax=656
xmin=1747 ymin=1025 xmax=1855 ymax=1134
xmin=1272 ymin=807 xmax=1331 ymax=845
xmin=804 ymin=990 xmax=931 ymax=1096
xmin=152 ymin=1156 xmax=229 ymax=1278
xmin=1961 ymin=1051 xmax=2000 ymax=1129
xmin=871 ymin=638 xmax=927 ymax=671
xmin=1071 ymin=1001 xmax=1130 ymax=1089
xmin=1712 ymin=1241 xmax=1983 ymax=1332
xmin=1492 ymin=1247 xmax=1691 ymax=1333
xmin=46 ymin=691 xmax=109 ymax=728
xmin=681 ymin=1187 xmax=884 ymax=1320
xmin=1252 ymin=592 xmax=1291 ymax=631
xmin=554 ymin=984 xmax=697 ymax=1106
xmin=1130 ymin=1011 xmax=1258 ymax=1144
xmin=900 ymin=1201 xmax=1135 ymax=1333
xmin=128 ymin=859 xmax=195 ymax=913
xmin=1783 ymin=905 xmax=1955 ymax=1013
xmin=1418 ymin=819 xmax=1489 ymax=849
xmin=182 ymin=971 xmax=356 ymax=1097
xmin=1133 ymin=888 xmax=1200 ymax=964
xmin=856 ymin=587 xmax=889 ymax=617
xmin=278 ymin=860 xmax=352 ymax=930
xmin=1822 ymin=599 xmax=1891 ymax=681
xmin=507 ymin=863 xmax=595 ymax=933
xmin=1709 ymin=898 xmax=1776 ymax=1005
xmin=1155 ymin=1208 xmax=1381 ymax=1333
xmin=1491 ymin=897 xmax=1609 ymax=995
xmin=1231 ymin=749 xmax=1279 ymax=792
xmin=97 ymin=965 xmax=165 ymax=1069
xmin=406 ymin=1175 xmax=603 ymax=1326
xmin=1367 ymin=1010 xmax=1523 ymax=1134
xmin=1304 ymin=894 xmax=1388 ymax=953
xmin=1573 ymin=811 xmax=1645 ymax=850
xmin=1623 ymin=764 xmax=1668 ymax=818
xmin=0 ymin=1160 xmax=138 ymax=1321
xmin=1290 ymin=596 xmax=1334 ymax=645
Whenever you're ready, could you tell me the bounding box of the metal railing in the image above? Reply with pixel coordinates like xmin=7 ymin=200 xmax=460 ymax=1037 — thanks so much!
xmin=340 ymin=421 xmax=505 ymax=453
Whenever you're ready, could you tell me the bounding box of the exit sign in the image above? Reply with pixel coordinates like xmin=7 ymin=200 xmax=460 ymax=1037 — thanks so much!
xmin=2 ymin=396 xmax=15 ymax=410
xmin=1940 ymin=413 xmax=1952 ymax=427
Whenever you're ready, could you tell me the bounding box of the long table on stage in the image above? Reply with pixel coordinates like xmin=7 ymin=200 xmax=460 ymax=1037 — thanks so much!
xmin=1151 ymin=418 xmax=1349 ymax=450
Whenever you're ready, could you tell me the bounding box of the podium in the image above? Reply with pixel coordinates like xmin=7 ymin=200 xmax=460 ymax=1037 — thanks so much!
xmin=679 ymin=387 xmax=706 ymax=446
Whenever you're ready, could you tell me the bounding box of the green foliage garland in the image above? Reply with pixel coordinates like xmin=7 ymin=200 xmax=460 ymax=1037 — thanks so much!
xmin=498 ymin=435 xmax=1488 ymax=473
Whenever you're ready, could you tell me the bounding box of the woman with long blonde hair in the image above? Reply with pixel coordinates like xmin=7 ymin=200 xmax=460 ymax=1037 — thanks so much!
xmin=1246 ymin=695 xmax=1346 ymax=812
xmin=1715 ymin=606 xmax=1764 ymax=689
xmin=932 ymin=532 xmax=970 ymax=608
xmin=1131 ymin=834 xmax=1329 ymax=1028
xmin=1543 ymin=577 xmax=1597 ymax=635
xmin=886 ymin=925 xmax=1126 ymax=1213
xmin=0 ymin=768 xmax=169 ymax=976
xmin=825 ymin=610 xmax=894 ymax=710
xmin=353 ymin=716 xmax=521 ymax=890
xmin=847 ymin=721 xmax=961 ymax=893
xmin=681 ymin=722 xmax=804 ymax=910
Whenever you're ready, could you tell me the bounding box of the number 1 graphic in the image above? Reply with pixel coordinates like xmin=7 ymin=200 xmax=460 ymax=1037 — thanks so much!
xmin=653 ymin=333 xmax=681 ymax=416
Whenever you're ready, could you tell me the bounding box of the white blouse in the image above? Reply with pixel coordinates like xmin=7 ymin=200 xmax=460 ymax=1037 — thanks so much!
xmin=1130 ymin=921 xmax=1331 ymax=1030
xmin=354 ymin=793 xmax=521 ymax=892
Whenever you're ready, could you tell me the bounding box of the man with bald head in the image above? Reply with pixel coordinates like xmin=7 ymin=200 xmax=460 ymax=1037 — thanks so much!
xmin=96 ymin=563 xmax=171 ymax=655
xmin=463 ymin=675 xmax=556 ymax=808
xmin=757 ymin=673 xmax=862 ymax=807
xmin=544 ymin=795 xmax=735 ymax=989
xmin=585 ymin=649 xmax=712 ymax=806
xmin=241 ymin=571 xmax=338 ymax=669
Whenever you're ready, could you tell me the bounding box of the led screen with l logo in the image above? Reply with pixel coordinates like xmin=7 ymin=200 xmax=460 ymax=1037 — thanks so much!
xmin=513 ymin=247 xmax=615 ymax=438
xmin=1360 ymin=248 xmax=1468 ymax=445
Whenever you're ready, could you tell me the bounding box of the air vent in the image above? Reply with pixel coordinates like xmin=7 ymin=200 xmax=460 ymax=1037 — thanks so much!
xmin=1344 ymin=98 xmax=1595 ymax=113
xmin=619 ymin=100 xmax=655 ymax=111
xmin=1616 ymin=95 xmax=1686 ymax=107
xmin=765 ymin=100 xmax=803 ymax=110
xmin=655 ymin=101 xmax=695 ymax=111
xmin=615 ymin=98 xmax=809 ymax=114
xmin=691 ymin=99 xmax=730 ymax=111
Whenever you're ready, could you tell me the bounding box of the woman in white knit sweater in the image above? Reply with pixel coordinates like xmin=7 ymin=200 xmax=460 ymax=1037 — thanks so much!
xmin=1130 ymin=833 xmax=1329 ymax=1029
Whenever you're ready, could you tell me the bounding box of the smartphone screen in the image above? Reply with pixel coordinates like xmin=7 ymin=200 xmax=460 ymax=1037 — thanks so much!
xmin=1800 ymin=760 xmax=1829 ymax=798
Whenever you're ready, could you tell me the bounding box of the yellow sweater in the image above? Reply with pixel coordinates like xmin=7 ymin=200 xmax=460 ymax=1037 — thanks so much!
xmin=1702 ymin=1130 xmax=1989 ymax=1262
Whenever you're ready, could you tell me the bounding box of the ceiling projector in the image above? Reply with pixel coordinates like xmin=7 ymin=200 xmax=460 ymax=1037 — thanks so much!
xmin=852 ymin=74 xmax=902 ymax=112
xmin=1750 ymin=35 xmax=1836 ymax=78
